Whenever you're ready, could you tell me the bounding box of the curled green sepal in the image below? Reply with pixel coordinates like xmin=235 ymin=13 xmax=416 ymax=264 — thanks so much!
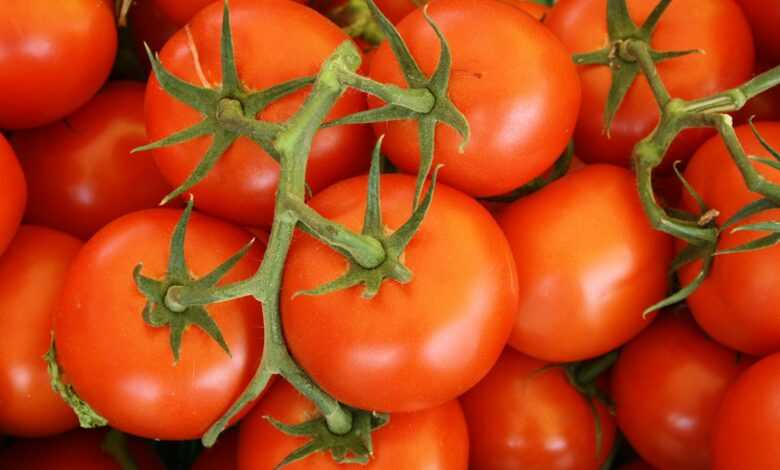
xmin=133 ymin=198 xmax=255 ymax=362
xmin=101 ymin=429 xmax=140 ymax=470
xmin=643 ymin=242 xmax=715 ymax=316
xmin=45 ymin=338 xmax=108 ymax=428
xmin=297 ymin=137 xmax=439 ymax=299
xmin=133 ymin=0 xmax=313 ymax=205
xmin=267 ymin=407 xmax=389 ymax=469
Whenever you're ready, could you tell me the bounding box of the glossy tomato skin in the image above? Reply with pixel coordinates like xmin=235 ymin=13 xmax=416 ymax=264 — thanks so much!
xmin=499 ymin=165 xmax=672 ymax=362
xmin=737 ymin=0 xmax=780 ymax=64
xmin=152 ymin=0 xmax=307 ymax=26
xmin=0 ymin=227 xmax=81 ymax=437
xmin=192 ymin=429 xmax=238 ymax=470
xmin=0 ymin=0 xmax=117 ymax=129
xmin=681 ymin=122 xmax=780 ymax=355
xmin=238 ymin=380 xmax=469 ymax=470
xmin=460 ymin=348 xmax=615 ymax=470
xmin=13 ymin=82 xmax=171 ymax=240
xmin=712 ymin=352 xmax=780 ymax=469
xmin=501 ymin=0 xmax=550 ymax=20
xmin=54 ymin=209 xmax=265 ymax=440
xmin=546 ymin=0 xmax=754 ymax=168
xmin=369 ymin=0 xmax=580 ymax=197
xmin=611 ymin=313 xmax=749 ymax=470
xmin=0 ymin=134 xmax=26 ymax=256
xmin=145 ymin=0 xmax=373 ymax=226
xmin=0 ymin=429 xmax=164 ymax=470
xmin=282 ymin=173 xmax=518 ymax=413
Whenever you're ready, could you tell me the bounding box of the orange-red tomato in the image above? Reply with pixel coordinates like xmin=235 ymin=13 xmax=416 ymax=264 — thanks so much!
xmin=546 ymin=0 xmax=754 ymax=168
xmin=499 ymin=165 xmax=672 ymax=362
xmin=501 ymin=0 xmax=550 ymax=20
xmin=0 ymin=134 xmax=25 ymax=256
xmin=460 ymin=348 xmax=616 ymax=470
xmin=369 ymin=0 xmax=580 ymax=197
xmin=54 ymin=209 xmax=265 ymax=439
xmin=152 ymin=0 xmax=307 ymax=26
xmin=237 ymin=380 xmax=469 ymax=469
xmin=737 ymin=0 xmax=780 ymax=64
xmin=0 ymin=0 xmax=117 ymax=129
xmin=0 ymin=227 xmax=81 ymax=437
xmin=282 ymin=173 xmax=518 ymax=413
xmin=13 ymin=82 xmax=171 ymax=240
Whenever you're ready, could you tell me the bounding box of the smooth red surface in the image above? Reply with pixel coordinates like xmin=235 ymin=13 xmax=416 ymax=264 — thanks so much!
xmin=0 ymin=134 xmax=26 ymax=256
xmin=193 ymin=429 xmax=238 ymax=470
xmin=738 ymin=0 xmax=780 ymax=64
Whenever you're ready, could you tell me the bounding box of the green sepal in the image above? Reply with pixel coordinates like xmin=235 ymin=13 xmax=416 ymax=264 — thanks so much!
xmin=721 ymin=198 xmax=780 ymax=230
xmin=45 ymin=338 xmax=108 ymax=428
xmin=672 ymin=160 xmax=707 ymax=214
xmin=101 ymin=429 xmax=140 ymax=470
xmin=749 ymin=117 xmax=780 ymax=161
xmin=644 ymin=243 xmax=715 ymax=315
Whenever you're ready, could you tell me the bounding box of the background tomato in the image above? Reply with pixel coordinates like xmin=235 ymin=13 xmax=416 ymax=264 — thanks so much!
xmin=192 ymin=429 xmax=238 ymax=470
xmin=619 ymin=461 xmax=657 ymax=470
xmin=737 ymin=0 xmax=780 ymax=65
xmin=0 ymin=134 xmax=25 ymax=256
xmin=151 ymin=0 xmax=307 ymax=27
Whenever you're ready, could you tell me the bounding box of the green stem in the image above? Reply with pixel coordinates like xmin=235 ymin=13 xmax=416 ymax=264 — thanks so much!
xmin=101 ymin=429 xmax=139 ymax=470
xmin=684 ymin=64 xmax=780 ymax=114
xmin=625 ymin=39 xmax=671 ymax=108
xmin=336 ymin=68 xmax=435 ymax=113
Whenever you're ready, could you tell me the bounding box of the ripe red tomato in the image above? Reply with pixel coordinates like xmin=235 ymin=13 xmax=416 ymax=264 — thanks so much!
xmin=501 ymin=0 xmax=550 ymax=20
xmin=12 ymin=82 xmax=172 ymax=240
xmin=460 ymin=348 xmax=616 ymax=470
xmin=151 ymin=0 xmax=307 ymax=26
xmin=546 ymin=0 xmax=754 ymax=167
xmin=374 ymin=0 xmax=417 ymax=23
xmin=282 ymin=173 xmax=518 ymax=413
xmin=0 ymin=0 xmax=117 ymax=129
xmin=237 ymin=380 xmax=469 ymax=469
xmin=145 ymin=0 xmax=373 ymax=226
xmin=0 ymin=227 xmax=81 ymax=437
xmin=611 ymin=312 xmax=749 ymax=470
xmin=130 ymin=0 xmax=181 ymax=65
xmin=498 ymin=165 xmax=672 ymax=362
xmin=712 ymin=352 xmax=780 ymax=469
xmin=0 ymin=134 xmax=26 ymax=256
xmin=737 ymin=0 xmax=780 ymax=64
xmin=369 ymin=0 xmax=580 ymax=197
xmin=681 ymin=122 xmax=780 ymax=355
xmin=0 ymin=429 xmax=164 ymax=470
xmin=193 ymin=429 xmax=238 ymax=470
xmin=734 ymin=63 xmax=780 ymax=124
xmin=53 ymin=208 xmax=265 ymax=440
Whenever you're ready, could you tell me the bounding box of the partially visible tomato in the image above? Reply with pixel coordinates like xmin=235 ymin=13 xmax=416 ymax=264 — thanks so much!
xmin=501 ymin=0 xmax=550 ymax=20
xmin=737 ymin=0 xmax=780 ymax=64
xmin=460 ymin=348 xmax=616 ymax=470
xmin=193 ymin=429 xmax=238 ymax=470
xmin=734 ymin=63 xmax=780 ymax=124
xmin=0 ymin=134 xmax=25 ymax=256
xmin=374 ymin=0 xmax=417 ymax=23
xmin=152 ymin=0 xmax=307 ymax=27
xmin=238 ymin=380 xmax=469 ymax=469
xmin=619 ymin=461 xmax=657 ymax=470
xmin=130 ymin=0 xmax=181 ymax=64
xmin=0 ymin=0 xmax=117 ymax=129
xmin=499 ymin=165 xmax=672 ymax=362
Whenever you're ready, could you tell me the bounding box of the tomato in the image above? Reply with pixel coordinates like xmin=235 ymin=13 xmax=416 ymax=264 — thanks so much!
xmin=499 ymin=165 xmax=672 ymax=362
xmin=237 ymin=380 xmax=469 ymax=469
xmin=0 ymin=134 xmax=25 ymax=256
xmin=611 ymin=312 xmax=749 ymax=470
xmin=681 ymin=122 xmax=780 ymax=355
xmin=546 ymin=0 xmax=754 ymax=168
xmin=501 ymin=0 xmax=550 ymax=20
xmin=712 ymin=351 xmax=780 ymax=469
xmin=145 ymin=0 xmax=373 ymax=226
xmin=282 ymin=173 xmax=518 ymax=413
xmin=374 ymin=0 xmax=417 ymax=23
xmin=0 ymin=227 xmax=81 ymax=437
xmin=0 ymin=429 xmax=164 ymax=470
xmin=734 ymin=63 xmax=780 ymax=124
xmin=0 ymin=0 xmax=117 ymax=129
xmin=53 ymin=208 xmax=265 ymax=440
xmin=151 ymin=0 xmax=307 ymax=26
xmin=737 ymin=0 xmax=780 ymax=64
xmin=12 ymin=82 xmax=171 ymax=240
xmin=460 ymin=348 xmax=616 ymax=470
xmin=619 ymin=461 xmax=656 ymax=470
xmin=193 ymin=429 xmax=238 ymax=470
xmin=130 ymin=0 xmax=181 ymax=66
xmin=369 ymin=0 xmax=580 ymax=197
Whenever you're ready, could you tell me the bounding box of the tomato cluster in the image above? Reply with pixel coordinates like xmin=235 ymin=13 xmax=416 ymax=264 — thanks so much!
xmin=1 ymin=0 xmax=779 ymax=469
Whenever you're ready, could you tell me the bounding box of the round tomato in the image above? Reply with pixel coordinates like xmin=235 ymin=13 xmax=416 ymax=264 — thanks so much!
xmin=12 ymin=82 xmax=171 ymax=240
xmin=145 ymin=0 xmax=373 ymax=226
xmin=193 ymin=429 xmax=238 ymax=470
xmin=712 ymin=352 xmax=780 ymax=469
xmin=502 ymin=0 xmax=550 ymax=20
xmin=130 ymin=0 xmax=181 ymax=68
xmin=238 ymin=380 xmax=469 ymax=469
xmin=369 ymin=0 xmax=580 ymax=197
xmin=0 ymin=0 xmax=117 ymax=129
xmin=611 ymin=312 xmax=749 ymax=470
xmin=460 ymin=348 xmax=616 ymax=470
xmin=737 ymin=0 xmax=780 ymax=64
xmin=681 ymin=122 xmax=780 ymax=355
xmin=282 ymin=173 xmax=518 ymax=413
xmin=151 ymin=0 xmax=307 ymax=26
xmin=0 ymin=226 xmax=81 ymax=437
xmin=499 ymin=164 xmax=672 ymax=362
xmin=0 ymin=134 xmax=25 ymax=256
xmin=53 ymin=208 xmax=265 ymax=440
xmin=546 ymin=0 xmax=754 ymax=168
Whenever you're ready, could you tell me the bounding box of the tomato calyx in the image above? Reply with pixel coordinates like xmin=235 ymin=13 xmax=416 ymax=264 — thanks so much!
xmin=45 ymin=339 xmax=108 ymax=428
xmin=326 ymin=0 xmax=386 ymax=46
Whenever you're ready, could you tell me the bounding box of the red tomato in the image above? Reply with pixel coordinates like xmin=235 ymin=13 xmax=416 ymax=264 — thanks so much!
xmin=734 ymin=63 xmax=780 ymax=124
xmin=0 ymin=0 xmax=117 ymax=129
xmin=681 ymin=122 xmax=780 ymax=355
xmin=0 ymin=134 xmax=26 ymax=256
xmin=12 ymin=82 xmax=171 ymax=240
xmin=546 ymin=0 xmax=754 ymax=168
xmin=460 ymin=348 xmax=616 ymax=470
xmin=130 ymin=0 xmax=181 ymax=67
xmin=737 ymin=0 xmax=780 ymax=64
xmin=712 ymin=352 xmax=780 ymax=469
xmin=619 ymin=461 xmax=656 ymax=470
xmin=499 ymin=165 xmax=673 ymax=362
xmin=145 ymin=0 xmax=373 ymax=226
xmin=611 ymin=313 xmax=749 ymax=470
xmin=152 ymin=0 xmax=307 ymax=26
xmin=0 ymin=429 xmax=164 ymax=470
xmin=501 ymin=0 xmax=550 ymax=20
xmin=238 ymin=380 xmax=469 ymax=469
xmin=193 ymin=429 xmax=238 ymax=470
xmin=374 ymin=0 xmax=417 ymax=23
xmin=0 ymin=227 xmax=81 ymax=437
xmin=369 ymin=0 xmax=580 ymax=197
xmin=282 ymin=173 xmax=518 ymax=413
xmin=53 ymin=208 xmax=265 ymax=439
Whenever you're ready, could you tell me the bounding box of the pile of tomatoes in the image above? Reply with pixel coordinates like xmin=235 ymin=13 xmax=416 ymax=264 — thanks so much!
xmin=1 ymin=0 xmax=780 ymax=469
